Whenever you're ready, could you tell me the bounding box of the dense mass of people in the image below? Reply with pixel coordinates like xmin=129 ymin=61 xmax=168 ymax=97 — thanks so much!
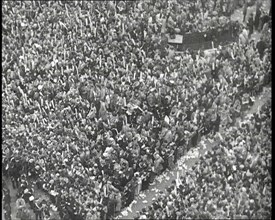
xmin=156 ymin=0 xmax=236 ymax=35
xmin=2 ymin=0 xmax=271 ymax=220
xmin=136 ymin=100 xmax=271 ymax=219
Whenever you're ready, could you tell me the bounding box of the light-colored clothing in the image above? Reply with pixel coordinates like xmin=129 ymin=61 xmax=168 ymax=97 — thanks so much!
xmin=134 ymin=177 xmax=142 ymax=196
xmin=16 ymin=198 xmax=26 ymax=209
xmin=161 ymin=18 xmax=166 ymax=33
xmin=99 ymin=101 xmax=107 ymax=119
xmin=115 ymin=193 xmax=122 ymax=212
xmin=168 ymin=152 xmax=175 ymax=169
xmin=154 ymin=157 xmax=164 ymax=174
xmin=239 ymin=29 xmax=249 ymax=45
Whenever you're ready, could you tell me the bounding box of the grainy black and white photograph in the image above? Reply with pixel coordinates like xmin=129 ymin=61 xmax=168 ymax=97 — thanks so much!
xmin=2 ymin=0 xmax=272 ymax=219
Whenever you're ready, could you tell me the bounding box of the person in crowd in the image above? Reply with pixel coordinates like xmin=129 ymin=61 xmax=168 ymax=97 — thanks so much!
xmin=153 ymin=153 xmax=165 ymax=176
xmin=34 ymin=198 xmax=44 ymax=220
xmin=254 ymin=3 xmax=262 ymax=31
xmin=256 ymin=36 xmax=267 ymax=59
xmin=259 ymin=11 xmax=270 ymax=31
xmin=243 ymin=1 xmax=248 ymax=22
xmin=3 ymin=205 xmax=12 ymax=220
xmin=247 ymin=13 xmax=254 ymax=37
xmin=114 ymin=191 xmax=122 ymax=214
xmin=239 ymin=27 xmax=249 ymax=44
xmin=3 ymin=187 xmax=12 ymax=220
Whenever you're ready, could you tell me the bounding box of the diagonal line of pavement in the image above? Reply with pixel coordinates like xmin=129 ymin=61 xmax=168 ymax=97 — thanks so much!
xmin=117 ymin=86 xmax=271 ymax=219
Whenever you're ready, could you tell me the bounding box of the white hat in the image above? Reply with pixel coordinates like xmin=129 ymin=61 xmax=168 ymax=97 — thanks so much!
xmin=52 ymin=205 xmax=58 ymax=211
xmin=38 ymin=85 xmax=43 ymax=90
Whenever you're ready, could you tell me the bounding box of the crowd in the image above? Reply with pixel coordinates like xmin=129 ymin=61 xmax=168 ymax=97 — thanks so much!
xmin=157 ymin=0 xmax=237 ymax=36
xmin=136 ymin=99 xmax=271 ymax=219
xmin=2 ymin=0 xmax=271 ymax=220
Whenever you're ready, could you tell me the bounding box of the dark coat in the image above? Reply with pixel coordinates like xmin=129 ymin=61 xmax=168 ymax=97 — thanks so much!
xmin=256 ymin=40 xmax=267 ymax=59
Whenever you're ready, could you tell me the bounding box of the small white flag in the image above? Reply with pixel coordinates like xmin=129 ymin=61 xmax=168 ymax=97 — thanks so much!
xmin=123 ymin=56 xmax=126 ymax=68
xmin=45 ymin=100 xmax=50 ymax=110
xmin=76 ymin=65 xmax=79 ymax=75
xmin=140 ymin=71 xmax=143 ymax=81
xmin=65 ymin=4 xmax=69 ymax=17
xmin=40 ymin=97 xmax=43 ymax=106
xmin=131 ymin=38 xmax=136 ymax=45
xmin=262 ymin=185 xmax=266 ymax=196
xmin=164 ymin=115 xmax=170 ymax=124
xmin=22 ymin=47 xmax=25 ymax=56
xmin=122 ymin=22 xmax=125 ymax=35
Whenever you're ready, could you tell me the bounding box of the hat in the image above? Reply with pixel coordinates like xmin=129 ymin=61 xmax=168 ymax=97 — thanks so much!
xmin=38 ymin=85 xmax=43 ymax=90
xmin=51 ymin=205 xmax=58 ymax=211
